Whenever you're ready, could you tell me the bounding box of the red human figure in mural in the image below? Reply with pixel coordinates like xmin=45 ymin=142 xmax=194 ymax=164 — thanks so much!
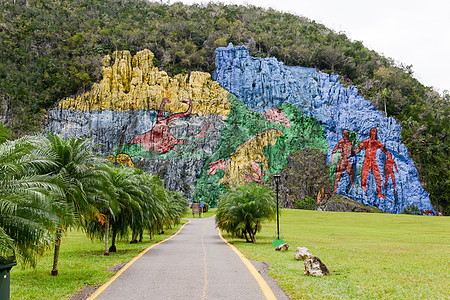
xmin=384 ymin=153 xmax=398 ymax=189
xmin=354 ymin=127 xmax=388 ymax=198
xmin=131 ymin=98 xmax=213 ymax=154
xmin=331 ymin=129 xmax=355 ymax=193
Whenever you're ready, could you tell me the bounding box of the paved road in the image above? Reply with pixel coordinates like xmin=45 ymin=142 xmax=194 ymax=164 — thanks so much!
xmin=93 ymin=217 xmax=283 ymax=300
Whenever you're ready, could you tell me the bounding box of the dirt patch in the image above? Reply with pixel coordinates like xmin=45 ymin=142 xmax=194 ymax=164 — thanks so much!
xmin=70 ymin=260 xmax=129 ymax=299
xmin=250 ymin=259 xmax=291 ymax=300
xmin=106 ymin=260 xmax=129 ymax=272
xmin=69 ymin=286 xmax=98 ymax=300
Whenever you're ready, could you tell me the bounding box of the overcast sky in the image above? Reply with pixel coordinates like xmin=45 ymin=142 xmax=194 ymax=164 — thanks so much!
xmin=176 ymin=0 xmax=450 ymax=93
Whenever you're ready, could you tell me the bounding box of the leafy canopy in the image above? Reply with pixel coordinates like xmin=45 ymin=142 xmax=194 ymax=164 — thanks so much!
xmin=216 ymin=183 xmax=276 ymax=243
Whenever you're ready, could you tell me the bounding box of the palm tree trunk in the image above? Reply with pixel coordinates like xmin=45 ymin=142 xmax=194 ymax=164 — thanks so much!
xmin=109 ymin=227 xmax=117 ymax=252
xmin=104 ymin=214 xmax=110 ymax=256
xmin=51 ymin=227 xmax=62 ymax=276
xmin=130 ymin=230 xmax=138 ymax=244
xmin=251 ymin=227 xmax=257 ymax=243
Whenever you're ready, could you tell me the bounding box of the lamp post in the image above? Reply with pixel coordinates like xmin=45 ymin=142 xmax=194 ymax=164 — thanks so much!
xmin=273 ymin=174 xmax=281 ymax=240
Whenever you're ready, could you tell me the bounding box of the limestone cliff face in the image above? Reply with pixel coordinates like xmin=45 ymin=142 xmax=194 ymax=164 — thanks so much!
xmin=59 ymin=49 xmax=230 ymax=116
xmin=46 ymin=47 xmax=435 ymax=214
xmin=47 ymin=49 xmax=229 ymax=199
xmin=213 ymin=44 xmax=434 ymax=214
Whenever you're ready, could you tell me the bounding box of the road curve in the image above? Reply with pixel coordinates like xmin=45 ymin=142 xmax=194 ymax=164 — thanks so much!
xmin=90 ymin=217 xmax=278 ymax=300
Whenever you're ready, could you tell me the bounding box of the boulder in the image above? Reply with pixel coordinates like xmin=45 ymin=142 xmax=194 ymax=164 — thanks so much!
xmin=275 ymin=243 xmax=289 ymax=252
xmin=294 ymin=247 xmax=313 ymax=260
xmin=304 ymin=256 xmax=330 ymax=276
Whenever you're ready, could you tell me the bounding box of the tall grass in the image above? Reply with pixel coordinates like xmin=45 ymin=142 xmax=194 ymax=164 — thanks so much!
xmin=227 ymin=210 xmax=449 ymax=299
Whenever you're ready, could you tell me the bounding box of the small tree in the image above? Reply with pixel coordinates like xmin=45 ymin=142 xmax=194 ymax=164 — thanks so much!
xmin=401 ymin=204 xmax=421 ymax=215
xmin=34 ymin=134 xmax=105 ymax=276
xmin=216 ymin=183 xmax=276 ymax=243
xmin=296 ymin=196 xmax=317 ymax=210
xmin=0 ymin=135 xmax=61 ymax=266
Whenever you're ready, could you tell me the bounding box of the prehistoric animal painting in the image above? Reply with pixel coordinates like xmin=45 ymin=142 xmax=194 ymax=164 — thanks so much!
xmin=421 ymin=210 xmax=435 ymax=216
xmin=207 ymin=128 xmax=283 ymax=186
xmin=131 ymin=98 xmax=213 ymax=154
xmin=261 ymin=108 xmax=291 ymax=128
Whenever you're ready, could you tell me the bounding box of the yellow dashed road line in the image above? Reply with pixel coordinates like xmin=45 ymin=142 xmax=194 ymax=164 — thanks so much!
xmin=201 ymin=231 xmax=208 ymax=300
xmin=87 ymin=221 xmax=191 ymax=300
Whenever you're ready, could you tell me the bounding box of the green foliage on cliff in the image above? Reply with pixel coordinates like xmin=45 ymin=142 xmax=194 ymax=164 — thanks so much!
xmin=0 ymin=0 xmax=448 ymax=213
xmin=0 ymin=122 xmax=12 ymax=144
xmin=193 ymin=95 xmax=327 ymax=206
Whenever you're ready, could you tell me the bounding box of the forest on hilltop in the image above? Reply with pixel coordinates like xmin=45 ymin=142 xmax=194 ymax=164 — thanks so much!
xmin=0 ymin=0 xmax=448 ymax=214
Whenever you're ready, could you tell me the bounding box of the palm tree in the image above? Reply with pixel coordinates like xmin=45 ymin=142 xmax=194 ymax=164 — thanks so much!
xmin=0 ymin=135 xmax=61 ymax=266
xmin=216 ymin=183 xmax=276 ymax=243
xmin=34 ymin=133 xmax=105 ymax=275
xmin=86 ymin=164 xmax=144 ymax=255
xmin=129 ymin=172 xmax=187 ymax=243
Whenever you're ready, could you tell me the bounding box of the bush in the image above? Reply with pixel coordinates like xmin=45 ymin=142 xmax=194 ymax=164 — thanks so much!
xmin=296 ymin=196 xmax=317 ymax=210
xmin=216 ymin=183 xmax=276 ymax=243
xmin=401 ymin=204 xmax=421 ymax=215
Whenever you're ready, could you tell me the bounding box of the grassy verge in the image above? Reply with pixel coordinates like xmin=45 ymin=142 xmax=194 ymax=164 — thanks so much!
xmin=10 ymin=221 xmax=187 ymax=300
xmin=224 ymin=209 xmax=449 ymax=299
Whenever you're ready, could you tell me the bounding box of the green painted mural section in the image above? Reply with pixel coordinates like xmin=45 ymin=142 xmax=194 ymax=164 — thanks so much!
xmin=193 ymin=94 xmax=328 ymax=207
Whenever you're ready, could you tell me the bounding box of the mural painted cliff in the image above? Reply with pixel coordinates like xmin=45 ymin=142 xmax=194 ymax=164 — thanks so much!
xmin=212 ymin=44 xmax=433 ymax=213
xmin=46 ymin=46 xmax=434 ymax=213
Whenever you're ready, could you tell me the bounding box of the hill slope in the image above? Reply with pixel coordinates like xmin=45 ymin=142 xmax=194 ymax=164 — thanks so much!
xmin=0 ymin=0 xmax=448 ymax=213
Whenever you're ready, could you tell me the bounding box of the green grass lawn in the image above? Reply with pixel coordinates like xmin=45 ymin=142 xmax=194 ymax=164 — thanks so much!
xmin=10 ymin=209 xmax=449 ymax=299
xmin=10 ymin=222 xmax=187 ymax=300
xmin=225 ymin=209 xmax=450 ymax=300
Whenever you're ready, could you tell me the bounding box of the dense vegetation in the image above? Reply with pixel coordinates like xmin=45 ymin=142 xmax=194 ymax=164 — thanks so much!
xmin=0 ymin=0 xmax=448 ymax=214
xmin=0 ymin=133 xmax=187 ymax=271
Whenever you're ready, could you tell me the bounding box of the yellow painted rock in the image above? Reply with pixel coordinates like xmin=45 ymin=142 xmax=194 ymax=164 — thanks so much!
xmin=59 ymin=49 xmax=230 ymax=117
xmin=219 ymin=128 xmax=283 ymax=186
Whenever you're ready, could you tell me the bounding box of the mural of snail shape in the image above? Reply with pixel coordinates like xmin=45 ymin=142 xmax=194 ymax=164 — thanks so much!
xmin=261 ymin=108 xmax=291 ymax=128
xmin=107 ymin=153 xmax=135 ymax=167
